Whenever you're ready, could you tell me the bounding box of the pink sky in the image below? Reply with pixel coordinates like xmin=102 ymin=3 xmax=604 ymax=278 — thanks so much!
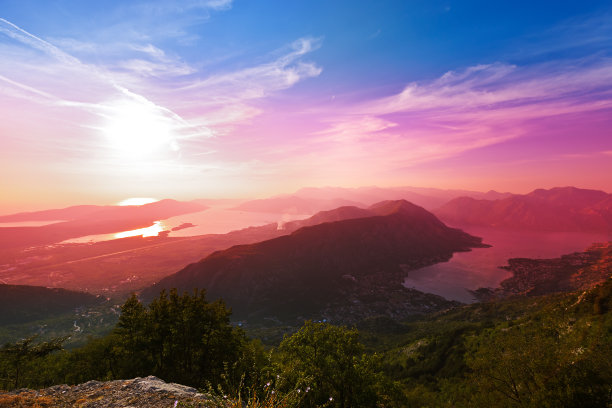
xmin=1 ymin=4 xmax=611 ymax=214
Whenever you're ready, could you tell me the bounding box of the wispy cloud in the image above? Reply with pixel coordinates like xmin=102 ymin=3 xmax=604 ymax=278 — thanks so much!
xmin=179 ymin=37 xmax=322 ymax=99
xmin=0 ymin=15 xmax=322 ymax=174
xmin=510 ymin=12 xmax=612 ymax=59
xmin=0 ymin=18 xmax=82 ymax=66
xmin=131 ymin=0 xmax=233 ymax=14
xmin=278 ymin=56 xmax=612 ymax=185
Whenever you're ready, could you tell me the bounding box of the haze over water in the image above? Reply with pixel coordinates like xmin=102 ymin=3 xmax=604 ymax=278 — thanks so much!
xmin=61 ymin=206 xmax=309 ymax=243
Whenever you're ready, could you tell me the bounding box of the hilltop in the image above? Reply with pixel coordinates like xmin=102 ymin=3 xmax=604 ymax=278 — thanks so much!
xmin=143 ymin=200 xmax=487 ymax=323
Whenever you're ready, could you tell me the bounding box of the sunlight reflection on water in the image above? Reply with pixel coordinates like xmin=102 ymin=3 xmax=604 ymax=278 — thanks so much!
xmin=61 ymin=221 xmax=167 ymax=243
xmin=115 ymin=221 xmax=165 ymax=238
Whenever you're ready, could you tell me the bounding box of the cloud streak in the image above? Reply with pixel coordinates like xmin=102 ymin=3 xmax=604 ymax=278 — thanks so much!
xmin=0 ymin=16 xmax=321 ymax=170
xmin=1 ymin=3 xmax=610 ymax=205
xmin=304 ymin=57 xmax=612 ymax=176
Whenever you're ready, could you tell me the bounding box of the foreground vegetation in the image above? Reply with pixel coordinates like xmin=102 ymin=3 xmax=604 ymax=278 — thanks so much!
xmin=1 ymin=281 xmax=611 ymax=407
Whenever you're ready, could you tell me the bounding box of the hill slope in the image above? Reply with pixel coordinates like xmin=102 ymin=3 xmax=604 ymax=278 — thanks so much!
xmin=0 ymin=284 xmax=103 ymax=325
xmin=143 ymin=200 xmax=487 ymax=323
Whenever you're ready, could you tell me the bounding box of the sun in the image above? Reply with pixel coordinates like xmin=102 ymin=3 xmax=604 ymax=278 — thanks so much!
xmin=117 ymin=197 xmax=159 ymax=206
xmin=103 ymin=99 xmax=178 ymax=158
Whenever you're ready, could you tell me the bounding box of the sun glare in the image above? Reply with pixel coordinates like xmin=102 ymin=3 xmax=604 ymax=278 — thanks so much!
xmin=118 ymin=197 xmax=159 ymax=206
xmin=103 ymin=99 xmax=178 ymax=158
xmin=115 ymin=221 xmax=166 ymax=238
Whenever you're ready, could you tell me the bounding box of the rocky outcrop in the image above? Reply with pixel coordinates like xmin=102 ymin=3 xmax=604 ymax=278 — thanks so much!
xmin=0 ymin=376 xmax=215 ymax=408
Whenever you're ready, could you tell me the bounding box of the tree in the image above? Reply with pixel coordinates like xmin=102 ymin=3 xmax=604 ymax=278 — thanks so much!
xmin=0 ymin=335 xmax=66 ymax=390
xmin=465 ymin=315 xmax=612 ymax=408
xmin=113 ymin=293 xmax=148 ymax=378
xmin=112 ymin=288 xmax=245 ymax=388
xmin=278 ymin=321 xmax=385 ymax=408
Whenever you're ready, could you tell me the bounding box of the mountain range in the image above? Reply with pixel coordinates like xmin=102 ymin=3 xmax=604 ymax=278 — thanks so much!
xmin=436 ymin=187 xmax=612 ymax=232
xmin=232 ymin=186 xmax=513 ymax=214
xmin=231 ymin=196 xmax=363 ymax=215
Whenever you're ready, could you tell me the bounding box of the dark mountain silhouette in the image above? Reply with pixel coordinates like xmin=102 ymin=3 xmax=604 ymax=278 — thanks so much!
xmin=0 ymin=200 xmax=207 ymax=249
xmin=143 ymin=200 xmax=487 ymax=323
xmin=1 ymin=203 xmax=426 ymax=295
xmin=435 ymin=187 xmax=612 ymax=232
xmin=0 ymin=284 xmax=103 ymax=325
xmin=281 ymin=205 xmax=374 ymax=231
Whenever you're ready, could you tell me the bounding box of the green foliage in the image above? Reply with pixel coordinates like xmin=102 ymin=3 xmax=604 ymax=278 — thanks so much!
xmin=62 ymin=335 xmax=118 ymax=384
xmin=464 ymin=308 xmax=612 ymax=407
xmin=278 ymin=321 xmax=402 ymax=408
xmin=0 ymin=289 xmax=248 ymax=392
xmin=0 ymin=335 xmax=67 ymax=389
xmin=109 ymin=289 xmax=246 ymax=387
xmin=0 ymin=280 xmax=610 ymax=408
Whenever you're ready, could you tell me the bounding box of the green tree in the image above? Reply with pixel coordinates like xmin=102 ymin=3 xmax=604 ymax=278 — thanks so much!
xmin=465 ymin=315 xmax=612 ymax=408
xmin=64 ymin=335 xmax=118 ymax=384
xmin=0 ymin=335 xmax=66 ymax=390
xmin=113 ymin=293 xmax=149 ymax=378
xmin=279 ymin=321 xmax=392 ymax=408
xmin=111 ymin=288 xmax=246 ymax=388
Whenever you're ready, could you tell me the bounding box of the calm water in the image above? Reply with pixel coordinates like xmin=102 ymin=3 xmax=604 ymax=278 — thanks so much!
xmin=62 ymin=207 xmax=310 ymax=243
xmin=403 ymin=227 xmax=611 ymax=303
xmin=163 ymin=207 xmax=309 ymax=237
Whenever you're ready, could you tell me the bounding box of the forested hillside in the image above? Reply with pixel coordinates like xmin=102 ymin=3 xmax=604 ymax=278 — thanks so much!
xmin=2 ymin=276 xmax=610 ymax=407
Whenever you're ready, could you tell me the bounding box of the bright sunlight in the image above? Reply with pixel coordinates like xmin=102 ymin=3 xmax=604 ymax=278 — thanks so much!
xmin=103 ymin=98 xmax=179 ymax=158
xmin=117 ymin=197 xmax=159 ymax=206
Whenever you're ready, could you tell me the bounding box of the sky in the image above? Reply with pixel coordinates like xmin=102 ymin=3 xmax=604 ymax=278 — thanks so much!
xmin=1 ymin=0 xmax=611 ymax=212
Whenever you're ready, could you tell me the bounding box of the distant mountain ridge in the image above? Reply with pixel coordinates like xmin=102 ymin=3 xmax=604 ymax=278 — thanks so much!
xmin=231 ymin=186 xmax=513 ymax=215
xmin=0 ymin=199 xmax=206 ymax=223
xmin=0 ymin=200 xmax=207 ymax=249
xmin=232 ymin=196 xmax=364 ymax=214
xmin=435 ymin=187 xmax=612 ymax=232
xmin=143 ymin=200 xmax=487 ymax=323
xmin=294 ymin=186 xmax=512 ymax=209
